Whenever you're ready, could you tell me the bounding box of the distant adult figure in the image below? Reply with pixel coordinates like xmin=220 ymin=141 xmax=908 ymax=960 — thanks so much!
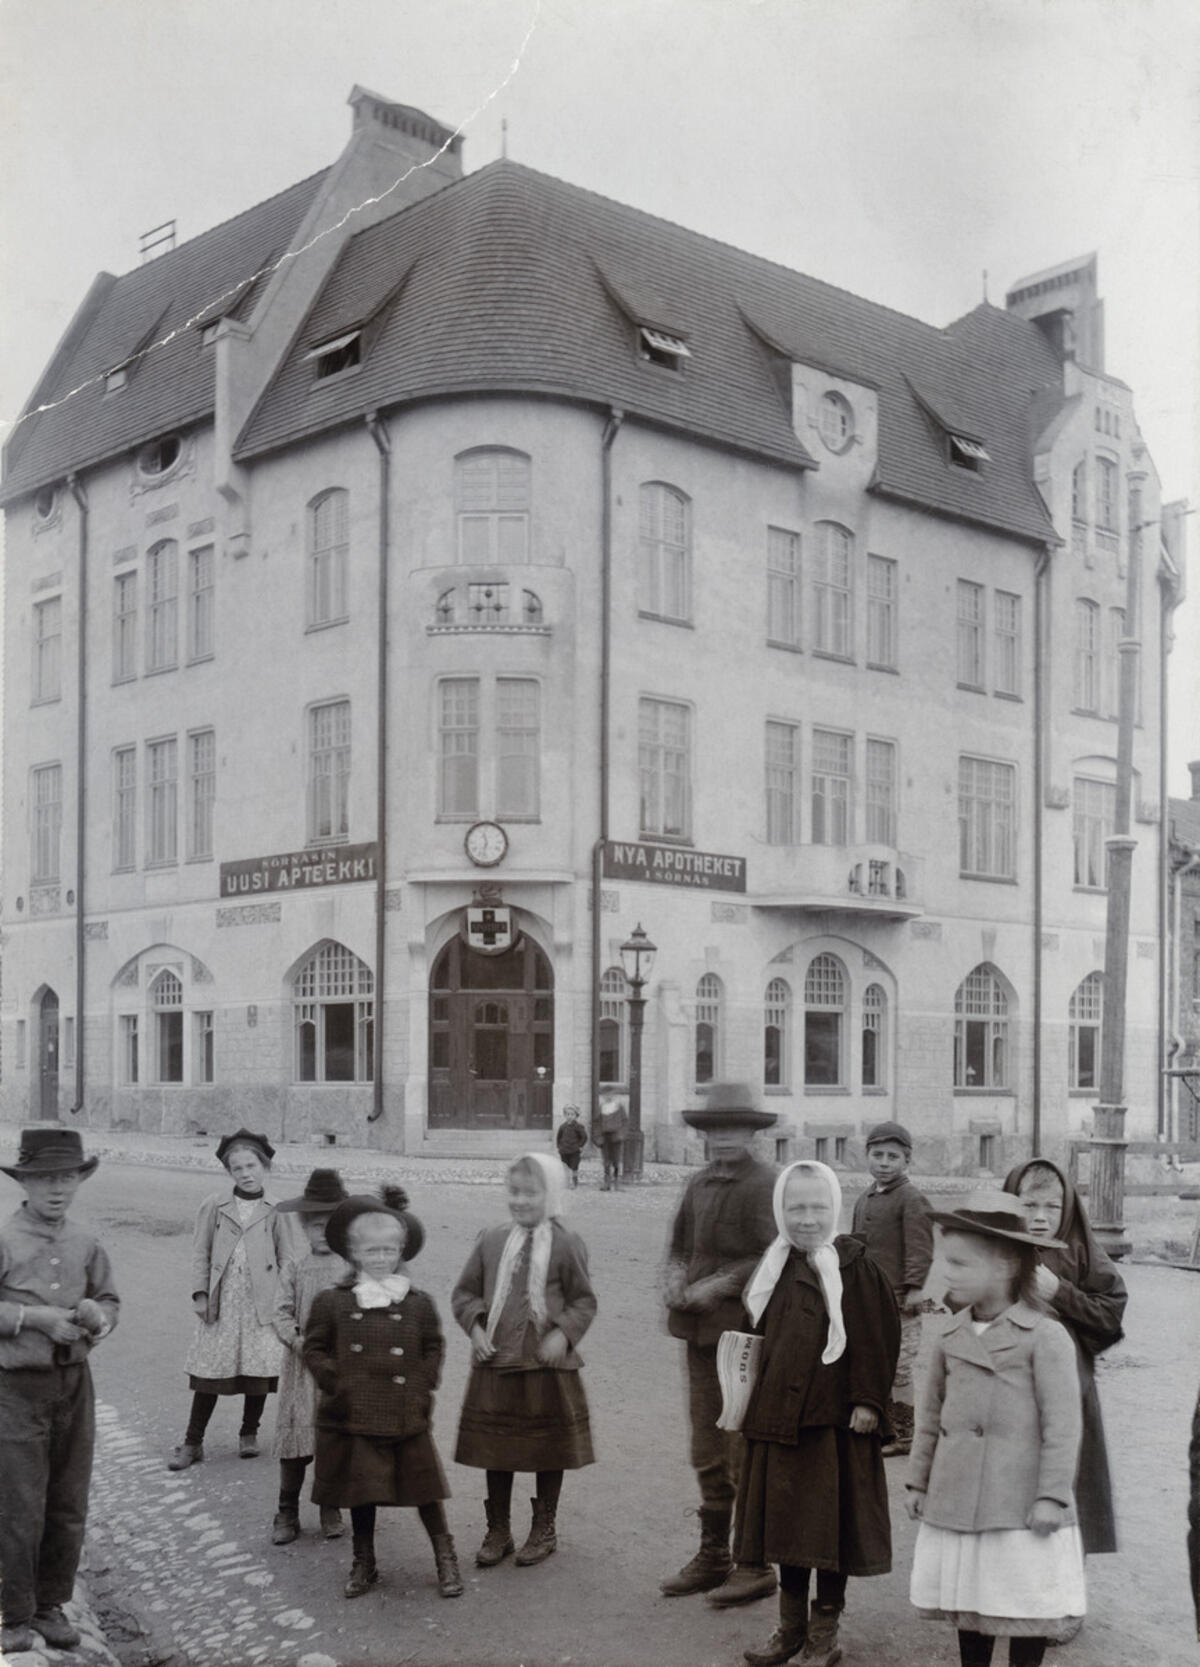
xmin=660 ymin=1083 xmax=778 ymax=1610
xmin=593 ymin=1095 xmax=628 ymax=1191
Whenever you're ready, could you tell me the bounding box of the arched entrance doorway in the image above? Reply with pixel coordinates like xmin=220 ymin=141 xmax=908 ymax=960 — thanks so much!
xmin=429 ymin=934 xmax=553 ymax=1130
xmin=37 ymin=988 xmax=60 ymax=1119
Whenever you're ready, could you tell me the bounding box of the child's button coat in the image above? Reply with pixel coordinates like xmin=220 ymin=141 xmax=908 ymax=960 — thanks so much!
xmin=304 ymin=1283 xmax=445 ymax=1438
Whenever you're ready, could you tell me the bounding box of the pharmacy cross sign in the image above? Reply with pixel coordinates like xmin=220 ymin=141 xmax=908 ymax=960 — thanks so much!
xmin=465 ymin=904 xmax=514 ymax=955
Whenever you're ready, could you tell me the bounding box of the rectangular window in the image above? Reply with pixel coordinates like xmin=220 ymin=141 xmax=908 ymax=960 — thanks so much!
xmin=146 ymin=738 xmax=178 ymax=865
xmin=32 ymin=596 xmax=62 ymax=703
xmin=813 ymin=525 xmax=852 ymax=657
xmin=113 ymin=746 xmax=136 ymax=871
xmin=866 ymin=555 xmax=897 ymax=669
xmin=188 ymin=729 xmax=216 ymax=859
xmin=639 ymin=484 xmax=691 ymax=622
xmin=309 ymin=491 xmax=349 ymax=625
xmin=765 ymin=721 xmax=798 ymax=845
xmin=31 ymin=763 xmax=62 ymax=883
xmin=16 ymin=1021 xmax=27 ymax=1070
xmin=1073 ymin=777 xmax=1115 ymax=889
xmin=146 ymin=544 xmax=178 ymax=672
xmin=113 ymin=571 xmax=137 ymax=682
xmin=308 ymin=700 xmax=351 ymax=841
xmin=119 ymin=1015 xmax=139 ymax=1084
xmin=994 ymin=591 xmax=1021 ymax=696
xmin=811 ymin=729 xmax=851 ymax=846
xmin=1075 ymin=601 xmax=1099 ymax=711
xmin=194 ymin=1011 xmax=214 ymax=1085
xmin=639 ymin=697 xmax=691 ymax=839
xmin=767 ymin=527 xmax=801 ymax=647
xmin=1096 ymin=458 xmax=1117 ymax=531
xmin=495 ymin=678 xmax=540 ymax=819
xmin=958 ymin=755 xmax=1016 ymax=879
xmin=63 ymin=1017 xmax=76 ymax=1071
xmin=457 ymin=452 xmax=530 ymax=564
xmin=438 ymin=678 xmax=479 ymax=818
xmin=865 ymin=738 xmax=896 ymax=845
xmin=956 ymin=580 xmax=985 ymax=687
xmin=187 ymin=546 xmax=214 ymax=661
xmin=155 ymin=1010 xmax=184 ymax=1084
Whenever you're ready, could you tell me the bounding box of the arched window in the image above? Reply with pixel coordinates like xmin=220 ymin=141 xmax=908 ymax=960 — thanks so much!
xmin=804 ymin=953 xmax=846 ymax=1086
xmin=294 ymin=942 xmax=374 ymax=1082
xmin=954 ymin=964 xmax=1009 ymax=1089
xmin=1074 ymin=599 xmax=1099 ymax=711
xmin=694 ymin=974 xmax=722 ymax=1085
xmin=1069 ymin=973 xmax=1103 ymax=1090
xmin=1095 ymin=457 xmax=1117 ymax=532
xmin=862 ymin=983 xmax=887 ymax=1088
xmin=813 ymin=522 xmax=853 ymax=657
xmin=456 ymin=449 xmax=530 ymax=564
xmin=764 ymin=977 xmax=791 ymax=1088
xmin=639 ymin=482 xmax=691 ymax=622
xmin=150 ymin=969 xmax=184 ymax=1084
xmin=599 ymin=966 xmax=628 ymax=1086
xmin=1071 ymin=459 xmax=1088 ymax=523
xmin=146 ymin=540 xmax=178 ymax=672
xmin=308 ymin=489 xmax=349 ymax=627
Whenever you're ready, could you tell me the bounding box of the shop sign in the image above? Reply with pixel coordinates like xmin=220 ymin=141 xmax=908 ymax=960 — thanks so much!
xmin=220 ymin=841 xmax=378 ymax=897
xmin=463 ymin=904 xmax=515 ymax=954
xmin=602 ymin=840 xmax=747 ymax=893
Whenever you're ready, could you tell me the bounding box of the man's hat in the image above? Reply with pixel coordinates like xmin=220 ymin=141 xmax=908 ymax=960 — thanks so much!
xmin=277 ymin=1168 xmax=349 ymax=1214
xmin=930 ymin=1190 xmax=1067 ymax=1250
xmin=215 ymin=1128 xmax=276 ymax=1168
xmin=1 ymin=1125 xmax=99 ymax=1181
xmin=682 ymin=1081 xmax=777 ymax=1134
xmin=865 ymin=1120 xmax=913 ymax=1154
xmin=325 ymin=1186 xmax=425 ymax=1264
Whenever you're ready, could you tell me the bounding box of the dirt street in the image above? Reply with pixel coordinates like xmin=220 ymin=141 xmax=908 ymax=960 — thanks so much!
xmin=66 ymin=1158 xmax=1200 ymax=1667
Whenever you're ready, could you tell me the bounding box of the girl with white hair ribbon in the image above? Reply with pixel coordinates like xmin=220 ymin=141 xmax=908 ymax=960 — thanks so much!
xmin=451 ymin=1151 xmax=597 ymax=1572
xmin=732 ymin=1161 xmax=901 ymax=1667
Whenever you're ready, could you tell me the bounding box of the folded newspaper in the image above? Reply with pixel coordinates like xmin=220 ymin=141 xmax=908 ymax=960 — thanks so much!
xmin=715 ymin=1329 xmax=763 ymax=1432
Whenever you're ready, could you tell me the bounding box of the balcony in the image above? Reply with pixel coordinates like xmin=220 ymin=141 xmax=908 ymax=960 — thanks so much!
xmin=426 ymin=581 xmax=551 ymax=637
xmin=749 ymin=843 xmax=923 ymax=919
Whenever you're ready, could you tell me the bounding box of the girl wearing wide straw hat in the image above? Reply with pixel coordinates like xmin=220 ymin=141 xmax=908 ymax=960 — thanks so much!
xmin=907 ymin=1194 xmax=1086 ymax=1667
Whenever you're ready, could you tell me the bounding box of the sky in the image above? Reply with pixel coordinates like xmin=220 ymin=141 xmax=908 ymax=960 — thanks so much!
xmin=1 ymin=0 xmax=1197 ymax=789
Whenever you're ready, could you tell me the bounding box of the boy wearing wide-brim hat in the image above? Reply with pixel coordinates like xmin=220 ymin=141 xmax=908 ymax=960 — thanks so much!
xmin=0 ymin=1126 xmax=118 ymax=1655
xmin=661 ymin=1083 xmax=779 ymax=1610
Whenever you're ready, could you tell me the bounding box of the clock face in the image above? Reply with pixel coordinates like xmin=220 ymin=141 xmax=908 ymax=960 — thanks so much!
xmin=465 ymin=820 xmax=508 ymax=867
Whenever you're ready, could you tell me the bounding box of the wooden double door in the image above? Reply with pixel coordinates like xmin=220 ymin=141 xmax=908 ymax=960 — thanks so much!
xmin=428 ymin=935 xmax=553 ymax=1129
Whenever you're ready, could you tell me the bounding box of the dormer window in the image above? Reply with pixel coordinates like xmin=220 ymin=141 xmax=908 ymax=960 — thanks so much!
xmin=105 ymin=367 xmax=128 ymax=395
xmin=818 ymin=391 xmax=855 ymax=453
xmin=138 ymin=435 xmax=182 ymax=477
xmin=307 ymin=331 xmax=362 ymax=381
xmin=948 ymin=434 xmax=990 ymax=472
xmin=639 ymin=327 xmax=690 ymax=372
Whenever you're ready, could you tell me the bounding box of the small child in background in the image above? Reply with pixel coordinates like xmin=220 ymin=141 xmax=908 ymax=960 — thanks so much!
xmin=907 ymin=1194 xmax=1085 ymax=1667
xmin=850 ymin=1121 xmax=932 ymax=1455
xmin=270 ymin=1168 xmax=350 ymax=1546
xmin=555 ymin=1107 xmax=588 ymax=1188
xmin=304 ymin=1187 xmax=461 ymax=1601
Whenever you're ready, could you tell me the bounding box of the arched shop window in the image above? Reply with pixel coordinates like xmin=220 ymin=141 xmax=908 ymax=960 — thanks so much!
xmin=694 ymin=974 xmax=722 ymax=1085
xmin=150 ymin=969 xmax=184 ymax=1084
xmin=1069 ymin=972 xmax=1103 ymax=1091
xmin=954 ymin=963 xmax=1009 ymax=1089
xmin=599 ymin=966 xmax=628 ymax=1085
xmin=294 ymin=941 xmax=374 ymax=1082
xmin=804 ymin=953 xmax=846 ymax=1086
xmin=764 ymin=977 xmax=792 ymax=1088
xmin=861 ymin=983 xmax=887 ymax=1088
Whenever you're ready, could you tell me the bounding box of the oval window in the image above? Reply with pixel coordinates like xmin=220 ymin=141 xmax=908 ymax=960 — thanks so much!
xmin=138 ymin=435 xmax=182 ymax=477
xmin=819 ymin=391 xmax=854 ymax=453
xmin=33 ymin=484 xmax=57 ymax=521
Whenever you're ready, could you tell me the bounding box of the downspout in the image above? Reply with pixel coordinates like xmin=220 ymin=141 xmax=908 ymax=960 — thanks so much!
xmin=591 ymin=408 xmax=624 ymax=1129
xmin=366 ymin=414 xmax=391 ymax=1122
xmin=1031 ymin=543 xmax=1051 ymax=1156
xmin=1156 ymin=577 xmax=1171 ymax=1139
xmin=68 ymin=473 xmax=88 ymax=1115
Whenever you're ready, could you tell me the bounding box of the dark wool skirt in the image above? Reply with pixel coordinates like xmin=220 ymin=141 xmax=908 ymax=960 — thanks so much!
xmin=188 ymin=1374 xmax=277 ymax=1396
xmin=311 ymin=1428 xmax=449 ymax=1508
xmin=734 ymin=1427 xmax=891 ymax=1577
xmin=455 ymin=1365 xmax=594 ymax=1473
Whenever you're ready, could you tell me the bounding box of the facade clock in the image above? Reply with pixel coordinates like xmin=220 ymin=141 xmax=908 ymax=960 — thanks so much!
xmin=464 ymin=820 xmax=508 ymax=867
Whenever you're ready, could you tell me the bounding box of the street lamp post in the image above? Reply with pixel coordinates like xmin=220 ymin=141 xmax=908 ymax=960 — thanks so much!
xmin=619 ymin=922 xmax=657 ymax=1179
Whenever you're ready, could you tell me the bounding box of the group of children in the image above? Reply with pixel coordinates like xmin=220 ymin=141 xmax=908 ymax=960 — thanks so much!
xmin=0 ymin=1113 xmax=1127 ymax=1667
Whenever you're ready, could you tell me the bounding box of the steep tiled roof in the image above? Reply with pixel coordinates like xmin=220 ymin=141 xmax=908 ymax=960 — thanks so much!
xmin=1 ymin=170 xmax=329 ymax=504
xmin=238 ymin=163 xmax=1062 ymax=546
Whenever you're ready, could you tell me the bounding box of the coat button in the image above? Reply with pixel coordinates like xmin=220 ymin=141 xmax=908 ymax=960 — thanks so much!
xmin=390 ymin=1347 xmax=404 ymax=1356
xmin=389 ymin=1312 xmax=403 ymax=1321
xmin=351 ymin=1343 xmax=363 ymax=1352
xmin=392 ymin=1375 xmax=405 ymax=1384
xmin=351 ymin=1313 xmax=363 ymax=1320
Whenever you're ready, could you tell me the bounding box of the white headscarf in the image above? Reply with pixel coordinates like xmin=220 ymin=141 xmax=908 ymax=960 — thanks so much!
xmin=485 ymin=1152 xmax=568 ymax=1345
xmin=743 ymin=1160 xmax=847 ymax=1365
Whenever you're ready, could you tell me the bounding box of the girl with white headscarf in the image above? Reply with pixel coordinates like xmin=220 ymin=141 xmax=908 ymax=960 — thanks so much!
xmin=451 ymin=1152 xmax=597 ymax=1572
xmin=733 ymin=1161 xmax=901 ymax=1667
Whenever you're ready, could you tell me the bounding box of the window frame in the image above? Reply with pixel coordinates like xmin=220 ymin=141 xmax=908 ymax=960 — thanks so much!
xmin=188 ymin=728 xmax=216 ymax=861
xmin=187 ymin=544 xmax=215 ymax=662
xmin=599 ymin=966 xmax=629 ymax=1086
xmin=954 ymin=964 xmax=1010 ymax=1090
xmin=455 ymin=448 xmax=531 ymax=566
xmin=811 ymin=727 xmax=852 ymax=847
xmin=956 ymin=578 xmax=985 ymax=689
xmin=864 ymin=737 xmax=896 ymax=846
xmin=764 ymin=977 xmax=792 ymax=1089
xmin=862 ymin=982 xmax=887 ymax=1089
xmin=958 ymin=754 xmax=1016 ymax=881
xmin=866 ymin=554 xmax=897 ymax=670
xmin=145 ymin=735 xmax=179 ymax=867
xmin=812 ymin=522 xmax=853 ymax=659
xmin=804 ymin=952 xmax=847 ymax=1089
xmin=1072 ymin=776 xmax=1116 ymax=891
xmin=638 ymin=695 xmax=692 ymax=841
xmin=31 ymin=761 xmax=63 ymax=884
xmin=307 ymin=699 xmax=352 ymax=844
xmin=307 ymin=489 xmax=349 ymax=629
xmin=767 ymin=525 xmax=801 ymax=648
xmin=293 ymin=941 xmax=375 ymax=1084
xmin=113 ymin=745 xmax=137 ymax=872
xmin=32 ymin=595 xmax=63 ymax=704
xmin=765 ymin=719 xmax=799 ymax=846
xmin=1096 ymin=456 xmax=1118 ymax=532
xmin=1074 ymin=598 xmax=1100 ymax=712
xmin=638 ymin=481 xmax=692 ymax=625
xmin=113 ymin=570 xmax=138 ymax=683
xmin=694 ymin=973 xmax=722 ymax=1086
xmin=1068 ymin=972 xmax=1103 ymax=1090
xmin=495 ymin=677 xmax=541 ymax=821
xmin=993 ymin=590 xmax=1021 ymax=697
xmin=145 ymin=540 xmax=178 ymax=674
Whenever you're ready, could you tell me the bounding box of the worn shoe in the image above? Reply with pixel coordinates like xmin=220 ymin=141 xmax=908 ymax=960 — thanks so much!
xmin=32 ymin=1605 xmax=82 ymax=1649
xmin=433 ymin=1532 xmax=464 ymax=1597
xmin=1 ymin=1622 xmax=38 ymax=1653
xmin=272 ymin=1509 xmax=300 ymax=1545
xmin=344 ymin=1546 xmax=379 ymax=1599
xmin=744 ymin=1624 xmax=808 ymax=1667
xmin=660 ymin=1507 xmax=733 ymax=1596
xmin=798 ymin=1601 xmax=842 ymax=1666
xmin=167 ymin=1441 xmax=204 ymax=1470
xmin=514 ymin=1496 xmax=558 ymax=1565
xmin=320 ymin=1507 xmax=345 ymax=1539
xmin=476 ymin=1498 xmax=515 ymax=1566
xmin=239 ymin=1431 xmax=260 ymax=1458
xmin=708 ymin=1563 xmax=778 ymax=1607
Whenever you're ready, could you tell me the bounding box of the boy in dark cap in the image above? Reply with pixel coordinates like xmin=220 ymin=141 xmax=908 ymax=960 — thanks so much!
xmin=0 ymin=1126 xmax=118 ymax=1655
xmin=850 ymin=1120 xmax=932 ymax=1456
xmin=660 ymin=1083 xmax=778 ymax=1610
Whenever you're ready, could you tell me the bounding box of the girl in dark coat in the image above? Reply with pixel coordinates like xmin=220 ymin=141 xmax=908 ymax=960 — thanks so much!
xmin=304 ymin=1188 xmax=461 ymax=1602
xmin=1002 ymin=1157 xmax=1125 ymax=1558
xmin=734 ymin=1160 xmax=900 ymax=1667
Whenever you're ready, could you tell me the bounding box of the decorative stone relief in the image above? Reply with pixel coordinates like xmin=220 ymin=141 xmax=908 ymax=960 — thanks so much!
xmin=29 ymin=886 xmax=61 ymax=916
xmin=146 ymin=962 xmax=183 ymax=984
xmin=1045 ymin=786 xmax=1070 ymax=810
xmin=1136 ymin=800 xmax=1159 ymax=824
xmin=32 ymin=570 xmax=62 ymax=592
xmin=1041 ymin=932 xmax=1059 ymax=951
xmin=217 ymin=901 xmax=282 ymax=927
xmin=191 ymin=956 xmax=214 ymax=984
xmin=188 ymin=517 xmax=215 ymax=538
xmin=862 ymin=950 xmax=884 ymax=970
xmin=112 ymin=546 xmax=137 ymax=566
xmin=911 ymin=920 xmax=943 ymax=941
xmin=385 ymin=888 xmax=404 ymax=912
xmin=711 ymin=902 xmax=748 ymax=924
xmin=84 ymin=921 xmax=109 ymax=941
xmin=587 ymin=888 xmax=619 ymax=913
xmin=145 ymin=503 xmax=180 ymax=527
xmin=116 ymin=964 xmax=139 ymax=988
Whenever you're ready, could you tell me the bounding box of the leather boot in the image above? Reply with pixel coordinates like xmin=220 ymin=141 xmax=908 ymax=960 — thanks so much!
xmin=476 ymin=1497 xmax=515 ymax=1566
xmin=433 ymin=1532 xmax=464 ymax=1597
xmin=660 ymin=1506 xmax=733 ymax=1596
xmin=708 ymin=1562 xmax=778 ymax=1606
xmin=743 ymin=1588 xmax=808 ymax=1666
xmin=167 ymin=1441 xmax=203 ymax=1471
xmin=881 ymin=1398 xmax=913 ymax=1457
xmin=320 ymin=1507 xmax=345 ymax=1539
xmin=344 ymin=1536 xmax=378 ymax=1599
xmin=515 ymin=1496 xmax=558 ymax=1565
xmin=272 ymin=1507 xmax=300 ymax=1545
xmin=798 ymin=1601 xmax=842 ymax=1666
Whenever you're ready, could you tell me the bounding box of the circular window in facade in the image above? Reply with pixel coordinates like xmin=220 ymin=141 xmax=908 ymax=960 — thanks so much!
xmin=33 ymin=484 xmax=57 ymax=522
xmin=818 ymin=391 xmax=855 ymax=453
xmin=138 ymin=434 xmax=182 ymax=477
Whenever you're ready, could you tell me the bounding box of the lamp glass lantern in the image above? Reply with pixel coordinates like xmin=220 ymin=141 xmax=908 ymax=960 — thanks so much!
xmin=619 ymin=923 xmax=657 ymax=990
